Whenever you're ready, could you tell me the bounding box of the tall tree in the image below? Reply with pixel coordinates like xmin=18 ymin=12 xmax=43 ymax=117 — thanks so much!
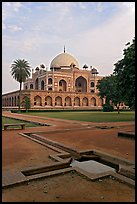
xmin=113 ymin=38 xmax=135 ymax=109
xmin=97 ymin=74 xmax=122 ymax=113
xmin=10 ymin=59 xmax=31 ymax=110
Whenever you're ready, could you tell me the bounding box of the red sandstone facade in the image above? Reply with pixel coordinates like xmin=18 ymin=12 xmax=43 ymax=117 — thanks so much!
xmin=2 ymin=50 xmax=106 ymax=109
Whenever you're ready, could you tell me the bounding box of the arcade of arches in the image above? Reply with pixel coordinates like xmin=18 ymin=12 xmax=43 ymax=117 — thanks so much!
xmin=2 ymin=92 xmax=104 ymax=108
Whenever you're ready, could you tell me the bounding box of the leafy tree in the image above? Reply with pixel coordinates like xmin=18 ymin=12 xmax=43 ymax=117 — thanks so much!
xmin=22 ymin=96 xmax=31 ymax=111
xmin=97 ymin=38 xmax=135 ymax=112
xmin=97 ymin=74 xmax=122 ymax=113
xmin=10 ymin=59 xmax=31 ymax=110
xmin=113 ymin=38 xmax=135 ymax=109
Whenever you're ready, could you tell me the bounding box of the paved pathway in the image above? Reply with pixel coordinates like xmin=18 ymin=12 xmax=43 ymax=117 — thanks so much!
xmin=2 ymin=111 xmax=135 ymax=129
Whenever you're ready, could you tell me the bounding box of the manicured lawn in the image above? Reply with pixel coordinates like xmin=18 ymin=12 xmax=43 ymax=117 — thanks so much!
xmin=2 ymin=116 xmax=39 ymax=129
xmin=22 ymin=111 xmax=135 ymax=122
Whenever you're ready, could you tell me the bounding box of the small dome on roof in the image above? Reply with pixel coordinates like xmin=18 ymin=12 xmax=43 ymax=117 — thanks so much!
xmin=83 ymin=64 xmax=88 ymax=68
xmin=91 ymin=68 xmax=98 ymax=74
xmin=35 ymin=67 xmax=39 ymax=71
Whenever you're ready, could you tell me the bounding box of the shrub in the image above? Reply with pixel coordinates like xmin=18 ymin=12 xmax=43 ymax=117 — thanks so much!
xmin=103 ymin=104 xmax=114 ymax=112
xmin=21 ymin=97 xmax=31 ymax=111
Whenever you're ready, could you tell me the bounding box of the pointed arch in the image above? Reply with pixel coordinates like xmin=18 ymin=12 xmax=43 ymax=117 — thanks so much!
xmin=65 ymin=96 xmax=72 ymax=106
xmin=48 ymin=78 xmax=52 ymax=84
xmin=91 ymin=97 xmax=96 ymax=106
xmin=41 ymin=80 xmax=44 ymax=90
xmin=34 ymin=95 xmax=42 ymax=106
xmin=35 ymin=78 xmax=39 ymax=90
xmin=59 ymin=79 xmax=67 ymax=91
xmin=82 ymin=97 xmax=88 ymax=106
xmin=98 ymin=98 xmax=103 ymax=106
xmin=45 ymin=96 xmax=52 ymax=106
xmin=75 ymin=76 xmax=87 ymax=92
xmin=74 ymin=97 xmax=80 ymax=106
xmin=48 ymin=87 xmax=52 ymax=91
xmin=55 ymin=96 xmax=62 ymax=106
xmin=91 ymin=82 xmax=94 ymax=87
xmin=30 ymin=84 xmax=33 ymax=89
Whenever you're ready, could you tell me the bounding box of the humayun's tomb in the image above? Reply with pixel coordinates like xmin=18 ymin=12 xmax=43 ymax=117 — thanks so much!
xmin=2 ymin=48 xmax=107 ymax=110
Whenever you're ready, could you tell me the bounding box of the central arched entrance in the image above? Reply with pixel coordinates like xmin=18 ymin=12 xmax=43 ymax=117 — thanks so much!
xmin=75 ymin=76 xmax=87 ymax=92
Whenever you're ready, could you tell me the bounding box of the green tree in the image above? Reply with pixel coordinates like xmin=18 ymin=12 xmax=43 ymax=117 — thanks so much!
xmin=22 ymin=96 xmax=31 ymax=111
xmin=10 ymin=59 xmax=31 ymax=110
xmin=97 ymin=74 xmax=122 ymax=113
xmin=113 ymin=38 xmax=135 ymax=109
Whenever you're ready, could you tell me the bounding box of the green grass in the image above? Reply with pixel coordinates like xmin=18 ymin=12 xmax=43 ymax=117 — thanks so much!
xmin=2 ymin=116 xmax=40 ymax=129
xmin=22 ymin=111 xmax=135 ymax=122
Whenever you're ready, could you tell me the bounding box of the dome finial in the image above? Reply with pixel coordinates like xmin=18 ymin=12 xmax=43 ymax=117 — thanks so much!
xmin=64 ymin=45 xmax=66 ymax=53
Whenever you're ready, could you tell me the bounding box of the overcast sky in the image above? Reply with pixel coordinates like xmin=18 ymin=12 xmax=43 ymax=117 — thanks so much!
xmin=2 ymin=2 xmax=135 ymax=94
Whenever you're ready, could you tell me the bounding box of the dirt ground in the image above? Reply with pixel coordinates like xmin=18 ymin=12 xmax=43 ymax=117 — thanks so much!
xmin=2 ymin=112 xmax=135 ymax=202
xmin=39 ymin=124 xmax=135 ymax=161
xmin=2 ymin=172 xmax=135 ymax=202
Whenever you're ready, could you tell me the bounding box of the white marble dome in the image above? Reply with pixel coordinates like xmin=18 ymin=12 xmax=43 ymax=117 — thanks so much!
xmin=50 ymin=52 xmax=79 ymax=68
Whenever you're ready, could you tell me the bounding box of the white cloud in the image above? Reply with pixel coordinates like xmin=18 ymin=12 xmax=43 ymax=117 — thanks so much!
xmin=69 ymin=5 xmax=135 ymax=75
xmin=47 ymin=2 xmax=75 ymax=21
xmin=3 ymin=2 xmax=22 ymax=12
xmin=8 ymin=25 xmax=22 ymax=32
xmin=2 ymin=34 xmax=34 ymax=55
xmin=2 ymin=2 xmax=23 ymax=32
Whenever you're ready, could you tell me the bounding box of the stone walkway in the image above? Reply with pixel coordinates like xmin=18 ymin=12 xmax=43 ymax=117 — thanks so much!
xmin=2 ymin=111 xmax=135 ymax=130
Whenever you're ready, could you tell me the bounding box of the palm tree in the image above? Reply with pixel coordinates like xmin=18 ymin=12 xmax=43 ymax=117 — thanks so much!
xmin=10 ymin=59 xmax=31 ymax=110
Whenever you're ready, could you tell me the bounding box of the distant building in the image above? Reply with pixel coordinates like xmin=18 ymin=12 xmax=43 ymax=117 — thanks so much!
xmin=2 ymin=48 xmax=106 ymax=109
